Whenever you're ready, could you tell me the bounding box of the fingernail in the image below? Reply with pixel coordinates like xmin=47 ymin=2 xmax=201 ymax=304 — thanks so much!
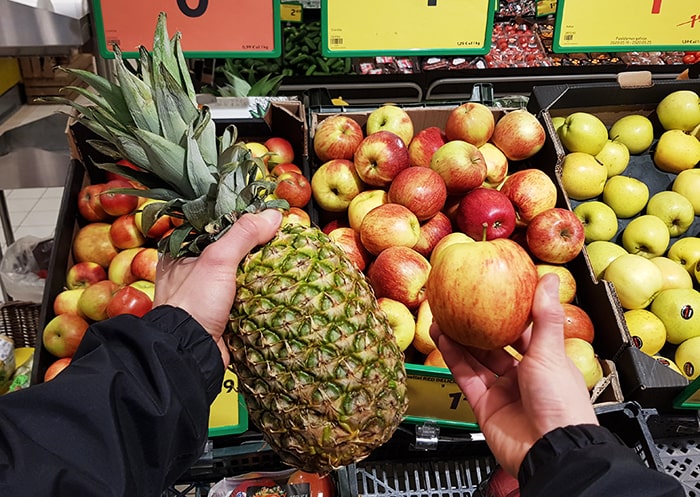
xmin=260 ymin=209 xmax=283 ymax=224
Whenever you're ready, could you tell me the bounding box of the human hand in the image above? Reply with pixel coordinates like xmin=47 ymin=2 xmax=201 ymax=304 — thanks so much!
xmin=430 ymin=273 xmax=598 ymax=477
xmin=154 ymin=210 xmax=283 ymax=367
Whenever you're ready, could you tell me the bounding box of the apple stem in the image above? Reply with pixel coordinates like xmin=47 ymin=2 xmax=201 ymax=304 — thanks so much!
xmin=481 ymin=222 xmax=488 ymax=242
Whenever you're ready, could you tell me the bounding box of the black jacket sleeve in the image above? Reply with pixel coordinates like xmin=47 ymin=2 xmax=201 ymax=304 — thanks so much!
xmin=0 ymin=305 xmax=224 ymax=497
xmin=518 ymin=424 xmax=684 ymax=497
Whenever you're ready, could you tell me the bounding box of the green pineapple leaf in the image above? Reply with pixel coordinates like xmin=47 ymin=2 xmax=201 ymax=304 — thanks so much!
xmin=192 ymin=106 xmax=218 ymax=169
xmin=131 ymin=128 xmax=193 ymax=196
xmin=114 ymin=44 xmax=160 ymax=135
xmin=173 ymin=31 xmax=197 ymax=106
xmin=181 ymin=195 xmax=213 ymax=231
xmin=185 ymin=126 xmax=217 ymax=197
xmin=138 ymin=46 xmax=153 ymax=90
xmin=152 ymin=12 xmax=180 ymax=86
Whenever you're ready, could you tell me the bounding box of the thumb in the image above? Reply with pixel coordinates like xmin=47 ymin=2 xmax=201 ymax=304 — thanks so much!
xmin=527 ymin=273 xmax=566 ymax=356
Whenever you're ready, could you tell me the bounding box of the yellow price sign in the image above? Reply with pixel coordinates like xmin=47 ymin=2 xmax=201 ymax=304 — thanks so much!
xmin=405 ymin=371 xmax=478 ymax=427
xmin=537 ymin=0 xmax=557 ymax=16
xmin=281 ymin=2 xmax=303 ymax=22
xmin=208 ymin=368 xmax=248 ymax=436
xmin=321 ymin=0 xmax=495 ymax=56
xmin=554 ymin=0 xmax=700 ymax=52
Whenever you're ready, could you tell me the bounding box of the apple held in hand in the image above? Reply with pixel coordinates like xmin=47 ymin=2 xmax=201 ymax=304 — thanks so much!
xmin=311 ymin=159 xmax=364 ymax=213
xmin=526 ymin=207 xmax=585 ymax=264
xmin=456 ymin=187 xmax=516 ymax=241
xmin=408 ymin=126 xmax=447 ymax=168
xmin=430 ymin=231 xmax=474 ymax=267
xmin=491 ymin=109 xmax=546 ymax=161
xmin=328 ymin=227 xmax=372 ymax=272
xmin=367 ymin=246 xmax=431 ymax=311
xmin=366 ymin=105 xmax=414 ymax=146
xmin=427 ymin=238 xmax=538 ymax=350
xmin=557 ymin=112 xmax=608 ymax=155
xmin=430 ymin=140 xmax=487 ymax=195
xmin=72 ymin=222 xmax=120 ymax=268
xmin=388 ymin=166 xmax=447 ymax=221
xmin=42 ymin=313 xmax=90 ymax=358
xmin=313 ymin=115 xmax=364 ymax=162
xmin=107 ymin=285 xmax=153 ymax=318
xmin=603 ymin=253 xmax=664 ymax=310
xmin=274 ymin=171 xmax=312 ymax=208
xmin=360 ymin=203 xmax=420 ymax=255
xmin=444 ymin=102 xmax=495 ymax=147
xmin=498 ymin=168 xmax=557 ymax=226
xmin=354 ymin=131 xmax=410 ymax=187
xmin=66 ymin=261 xmax=107 ymax=289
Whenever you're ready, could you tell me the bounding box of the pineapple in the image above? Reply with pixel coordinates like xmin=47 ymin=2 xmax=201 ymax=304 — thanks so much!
xmin=52 ymin=13 xmax=408 ymax=474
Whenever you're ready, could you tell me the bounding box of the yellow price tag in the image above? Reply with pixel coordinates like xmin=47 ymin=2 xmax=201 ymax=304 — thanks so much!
xmin=554 ymin=0 xmax=700 ymax=52
xmin=209 ymin=368 xmax=242 ymax=432
xmin=405 ymin=372 xmax=477 ymax=426
xmin=537 ymin=0 xmax=557 ymax=16
xmin=281 ymin=2 xmax=303 ymax=22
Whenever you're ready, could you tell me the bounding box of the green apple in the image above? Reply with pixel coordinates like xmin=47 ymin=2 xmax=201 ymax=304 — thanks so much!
xmin=551 ymin=116 xmax=566 ymax=132
xmin=608 ymin=114 xmax=654 ymax=155
xmin=560 ymin=152 xmax=608 ymax=201
xmin=573 ymin=201 xmax=618 ymax=243
xmin=601 ymin=175 xmax=649 ymax=218
xmin=564 ymin=337 xmax=604 ymax=390
xmin=557 ymin=112 xmax=609 ymax=155
xmin=603 ymin=253 xmax=664 ymax=310
xmin=672 ymin=168 xmax=700 ymax=215
xmin=650 ymin=288 xmax=700 ymax=344
xmin=595 ymin=139 xmax=630 ymax=177
xmin=667 ymin=237 xmax=700 ymax=275
xmin=585 ymin=240 xmax=627 ymax=280
xmin=645 ymin=191 xmax=695 ymax=237
xmin=621 ymin=214 xmax=670 ymax=258
xmin=653 ymin=129 xmax=700 ymax=174
xmin=676 ymin=336 xmax=700 ymax=380
xmin=651 ymin=256 xmax=694 ymax=291
xmin=656 ymin=89 xmax=700 ymax=132
xmin=623 ymin=309 xmax=666 ymax=356
xmin=696 ymin=259 xmax=700 ymax=286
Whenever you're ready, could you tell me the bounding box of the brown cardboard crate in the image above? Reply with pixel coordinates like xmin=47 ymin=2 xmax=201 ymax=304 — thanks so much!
xmin=21 ymin=54 xmax=95 ymax=104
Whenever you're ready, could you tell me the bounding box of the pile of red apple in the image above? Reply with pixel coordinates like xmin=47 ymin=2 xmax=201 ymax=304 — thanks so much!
xmin=309 ymin=103 xmax=600 ymax=387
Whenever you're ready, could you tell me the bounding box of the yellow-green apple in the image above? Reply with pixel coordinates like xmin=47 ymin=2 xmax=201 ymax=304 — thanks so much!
xmin=313 ymin=115 xmax=364 ymax=162
xmin=359 ymin=203 xmax=420 ymax=255
xmin=525 ymin=207 xmax=585 ymax=264
xmin=560 ymin=152 xmax=607 ymax=201
xmin=270 ymin=162 xmax=302 ymax=177
xmin=696 ymin=259 xmax=700 ymax=286
xmin=668 ymin=236 xmax=700 ymax=275
xmin=562 ymin=303 xmax=595 ymax=343
xmin=478 ymin=142 xmax=509 ymax=187
xmin=564 ymin=337 xmax=603 ymax=390
xmin=424 ymin=348 xmax=448 ymax=368
xmin=311 ymin=159 xmax=364 ymax=212
xmin=107 ymin=285 xmax=153 ymax=318
xmin=429 ymin=231 xmax=474 ymax=266
xmin=109 ymin=213 xmax=147 ymax=249
xmin=573 ymin=201 xmax=618 ymax=243
xmin=656 ymin=89 xmax=700 ymax=132
xmin=444 ymin=102 xmax=495 ymax=147
xmin=366 ymin=105 xmax=414 ymax=146
xmin=44 ymin=357 xmax=72 ymax=382
xmin=108 ymin=247 xmax=143 ymax=285
xmin=673 ymin=169 xmax=700 ymax=215
xmin=676 ymin=336 xmax=700 ymax=380
xmin=99 ymin=178 xmax=140 ymax=217
xmin=490 ymin=109 xmax=546 ymax=161
xmin=621 ymin=214 xmax=670 ymax=258
xmin=536 ymin=263 xmax=577 ymax=304
xmin=135 ymin=199 xmax=172 ymax=239
xmin=263 ymin=136 xmax=294 ymax=165
xmin=651 ymin=288 xmax=700 ymax=344
xmin=348 ymin=189 xmax=388 ymax=231
xmin=601 ymin=175 xmax=649 ymax=218
xmin=328 ymin=226 xmax=372 ymax=272
xmin=557 ymin=112 xmax=608 ymax=155
xmin=282 ymin=206 xmax=311 ymax=227
xmin=413 ymin=299 xmax=436 ymax=355
xmin=427 ymin=238 xmax=538 ymax=349
xmin=608 ymin=114 xmax=654 ymax=154
xmin=499 ymin=168 xmax=557 ymax=226
xmin=53 ymin=288 xmax=87 ymax=317
xmin=353 ymin=131 xmax=410 ymax=187
xmin=456 ymin=187 xmax=516 ymax=241
xmin=585 ymin=240 xmax=627 ymax=280
xmin=646 ymin=191 xmax=695 ymax=237
xmin=408 ymin=126 xmax=447 ymax=167
xmin=244 ymin=141 xmax=270 ymax=166
xmin=595 ymin=139 xmax=630 ymax=177
xmin=78 ymin=183 xmax=110 ymax=222
xmin=65 ymin=261 xmax=107 ymax=289
xmin=624 ymin=309 xmax=666 ymax=356
xmin=653 ymin=355 xmax=684 ymax=376
xmin=274 ymin=171 xmax=312 ymax=208
xmin=651 ymin=256 xmax=694 ymax=291
xmin=131 ymin=247 xmax=159 ymax=283
xmin=72 ymin=222 xmax=120 ymax=268
xmin=551 ymin=116 xmax=566 ymax=132
xmin=377 ymin=297 xmax=416 ymax=352
xmin=130 ymin=280 xmax=155 ymax=301
xmin=603 ymin=253 xmax=663 ymax=309
xmin=429 ymin=140 xmax=487 ymax=195
xmin=78 ymin=279 xmax=120 ymax=321
xmin=653 ymin=129 xmax=700 ymax=173
xmin=413 ymin=211 xmax=453 ymax=258
xmin=366 ymin=246 xmax=431 ymax=310
xmin=388 ymin=166 xmax=447 ymax=221
xmin=42 ymin=313 xmax=90 ymax=358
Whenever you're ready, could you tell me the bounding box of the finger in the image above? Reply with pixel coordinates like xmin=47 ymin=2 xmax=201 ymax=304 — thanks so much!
xmin=431 ymin=324 xmax=498 ymax=390
xmin=527 ymin=273 xmax=566 ymax=357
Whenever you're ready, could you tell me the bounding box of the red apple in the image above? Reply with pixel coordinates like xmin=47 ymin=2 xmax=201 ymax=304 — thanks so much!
xmin=274 ymin=171 xmax=312 ymax=208
xmin=107 ymin=285 xmax=153 ymax=318
xmin=367 ymin=246 xmax=431 ymax=311
xmin=78 ymin=279 xmax=120 ymax=322
xmin=131 ymin=247 xmax=159 ymax=283
xmin=53 ymin=288 xmax=87 ymax=317
xmin=99 ymin=179 xmax=139 ymax=217
xmin=328 ymin=227 xmax=373 ymax=272
xmin=72 ymin=222 xmax=120 ymax=268
xmin=445 ymin=102 xmax=496 ymax=147
xmin=456 ymin=187 xmax=517 ymax=241
xmin=491 ymin=110 xmax=546 ymax=161
xmin=130 ymin=280 xmax=155 ymax=301
xmin=264 ymin=136 xmax=295 ymax=165
xmin=359 ymin=203 xmax=421 ymax=255
xmin=135 ymin=199 xmax=173 ymax=240
xmin=282 ymin=207 xmax=312 ymax=227
xmin=408 ymin=126 xmax=447 ymax=168
xmin=270 ymin=162 xmax=302 ymax=177
xmin=526 ymin=207 xmax=586 ymax=264
xmin=78 ymin=183 xmax=110 ymax=222
xmin=499 ymin=169 xmax=558 ymax=227
xmin=110 ymin=213 xmax=147 ymax=249
xmin=108 ymin=247 xmax=143 ymax=285
xmin=42 ymin=313 xmax=90 ymax=358
xmin=321 ymin=217 xmax=349 ymax=235
xmin=413 ymin=211 xmax=453 ymax=258
xmin=427 ymin=238 xmax=538 ymax=350
xmin=354 ymin=131 xmax=410 ymax=187
xmin=44 ymin=357 xmax=72 ymax=382
xmin=563 ymin=303 xmax=595 ymax=343
xmin=429 ymin=140 xmax=487 ymax=195
xmin=311 ymin=159 xmax=364 ymax=213
xmin=388 ymin=167 xmax=448 ymax=221
xmin=313 ymin=115 xmax=364 ymax=162
xmin=65 ymin=261 xmax=108 ymax=289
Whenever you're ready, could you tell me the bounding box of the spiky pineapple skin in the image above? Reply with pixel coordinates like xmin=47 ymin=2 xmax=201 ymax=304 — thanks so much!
xmin=226 ymin=223 xmax=408 ymax=474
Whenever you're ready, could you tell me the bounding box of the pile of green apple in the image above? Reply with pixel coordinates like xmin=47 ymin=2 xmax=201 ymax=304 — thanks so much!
xmin=554 ymin=89 xmax=700 ymax=381
xmin=309 ymin=103 xmax=605 ymax=392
